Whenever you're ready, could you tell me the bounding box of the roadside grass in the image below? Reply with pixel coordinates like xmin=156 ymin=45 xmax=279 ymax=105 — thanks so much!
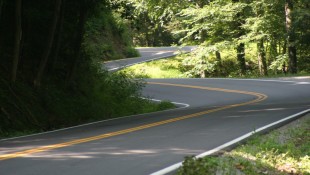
xmin=124 ymin=56 xmax=310 ymax=78
xmin=0 ymin=98 xmax=176 ymax=139
xmin=122 ymin=55 xmax=310 ymax=79
xmin=122 ymin=45 xmax=309 ymax=79
xmin=177 ymin=115 xmax=310 ymax=175
xmin=141 ymin=100 xmax=176 ymax=113
xmin=121 ymin=56 xmax=186 ymax=78
xmin=123 ymin=55 xmax=309 ymax=79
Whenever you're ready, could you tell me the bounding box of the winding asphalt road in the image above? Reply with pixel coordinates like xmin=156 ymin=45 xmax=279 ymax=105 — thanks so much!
xmin=104 ymin=46 xmax=195 ymax=71
xmin=1 ymin=47 xmax=309 ymax=175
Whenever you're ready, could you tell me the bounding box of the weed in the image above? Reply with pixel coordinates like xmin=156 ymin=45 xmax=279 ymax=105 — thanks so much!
xmin=177 ymin=156 xmax=219 ymax=175
xmin=122 ymin=57 xmax=186 ymax=78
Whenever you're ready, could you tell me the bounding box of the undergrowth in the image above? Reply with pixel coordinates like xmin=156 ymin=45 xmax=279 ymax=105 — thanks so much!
xmin=122 ymin=44 xmax=309 ymax=79
xmin=0 ymin=70 xmax=175 ymax=139
xmin=177 ymin=116 xmax=310 ymax=175
xmin=122 ymin=56 xmax=186 ymax=78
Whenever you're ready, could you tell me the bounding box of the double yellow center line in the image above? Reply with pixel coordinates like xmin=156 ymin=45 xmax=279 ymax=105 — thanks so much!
xmin=0 ymin=82 xmax=267 ymax=161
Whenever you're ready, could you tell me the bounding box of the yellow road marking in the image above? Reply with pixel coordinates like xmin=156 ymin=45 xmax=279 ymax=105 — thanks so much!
xmin=0 ymin=82 xmax=267 ymax=161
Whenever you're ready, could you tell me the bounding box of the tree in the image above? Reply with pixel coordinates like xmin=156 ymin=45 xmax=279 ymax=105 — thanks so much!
xmin=0 ymin=0 xmax=143 ymax=134
xmin=66 ymin=0 xmax=88 ymax=84
xmin=257 ymin=39 xmax=267 ymax=75
xmin=34 ymin=0 xmax=62 ymax=87
xmin=127 ymin=0 xmax=188 ymax=46
xmin=0 ymin=0 xmax=4 ymax=20
xmin=244 ymin=1 xmax=271 ymax=76
xmin=171 ymin=0 xmax=249 ymax=75
xmin=294 ymin=0 xmax=310 ymax=72
xmin=51 ymin=0 xmax=66 ymax=71
xmin=232 ymin=0 xmax=246 ymax=75
xmin=11 ymin=0 xmax=22 ymax=82
xmin=285 ymin=0 xmax=297 ymax=74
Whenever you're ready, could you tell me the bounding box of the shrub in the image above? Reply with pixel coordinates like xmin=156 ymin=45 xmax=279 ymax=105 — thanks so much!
xmin=177 ymin=156 xmax=219 ymax=175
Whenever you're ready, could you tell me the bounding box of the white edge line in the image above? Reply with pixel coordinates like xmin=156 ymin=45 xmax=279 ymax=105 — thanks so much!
xmin=140 ymin=97 xmax=190 ymax=108
xmin=0 ymin=98 xmax=189 ymax=141
xmin=150 ymin=108 xmax=310 ymax=175
xmin=148 ymin=78 xmax=310 ymax=84
xmin=206 ymin=78 xmax=310 ymax=84
xmin=107 ymin=54 xmax=178 ymax=71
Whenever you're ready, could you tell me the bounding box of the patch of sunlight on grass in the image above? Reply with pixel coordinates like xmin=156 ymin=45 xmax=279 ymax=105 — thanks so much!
xmin=122 ymin=57 xmax=185 ymax=78
xmin=225 ymin=116 xmax=310 ymax=175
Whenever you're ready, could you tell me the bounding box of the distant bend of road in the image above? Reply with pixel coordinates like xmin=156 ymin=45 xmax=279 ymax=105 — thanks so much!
xmin=104 ymin=46 xmax=195 ymax=71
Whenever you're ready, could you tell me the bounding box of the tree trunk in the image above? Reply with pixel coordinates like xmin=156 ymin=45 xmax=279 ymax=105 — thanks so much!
xmin=66 ymin=0 xmax=87 ymax=84
xmin=237 ymin=43 xmax=246 ymax=75
xmin=282 ymin=40 xmax=287 ymax=54
xmin=215 ymin=51 xmax=222 ymax=76
xmin=232 ymin=0 xmax=246 ymax=75
xmin=144 ymin=13 xmax=150 ymax=46
xmin=269 ymin=38 xmax=277 ymax=63
xmin=285 ymin=0 xmax=297 ymax=74
xmin=34 ymin=0 xmax=62 ymax=87
xmin=0 ymin=0 xmax=4 ymax=20
xmin=11 ymin=0 xmax=22 ymax=83
xmin=0 ymin=0 xmax=4 ymax=54
xmin=257 ymin=39 xmax=268 ymax=76
xmin=51 ymin=0 xmax=66 ymax=71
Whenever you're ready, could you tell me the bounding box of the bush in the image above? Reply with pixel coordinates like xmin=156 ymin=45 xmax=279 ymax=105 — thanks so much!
xmin=177 ymin=156 xmax=219 ymax=175
xmin=180 ymin=51 xmax=217 ymax=78
xmin=84 ymin=6 xmax=138 ymax=61
xmin=0 ymin=64 xmax=177 ymax=138
xmin=124 ymin=46 xmax=140 ymax=58
xmin=269 ymin=54 xmax=288 ymax=74
xmin=156 ymin=101 xmax=176 ymax=111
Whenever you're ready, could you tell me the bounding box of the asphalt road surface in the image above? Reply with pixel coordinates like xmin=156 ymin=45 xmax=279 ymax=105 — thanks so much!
xmin=1 ymin=47 xmax=309 ymax=175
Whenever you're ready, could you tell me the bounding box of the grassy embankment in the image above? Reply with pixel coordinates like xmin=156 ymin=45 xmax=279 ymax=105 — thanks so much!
xmin=122 ymin=56 xmax=185 ymax=78
xmin=177 ymin=115 xmax=310 ymax=175
xmin=123 ymin=55 xmax=310 ymax=78
xmin=122 ymin=45 xmax=310 ymax=79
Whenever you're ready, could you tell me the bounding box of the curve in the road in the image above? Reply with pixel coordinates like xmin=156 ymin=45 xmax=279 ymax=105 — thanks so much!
xmin=104 ymin=46 xmax=196 ymax=71
xmin=0 ymin=82 xmax=267 ymax=161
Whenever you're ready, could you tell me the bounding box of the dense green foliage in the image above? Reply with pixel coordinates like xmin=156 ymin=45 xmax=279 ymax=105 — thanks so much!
xmin=121 ymin=0 xmax=309 ymax=76
xmin=0 ymin=0 xmax=165 ymax=137
xmin=174 ymin=0 xmax=309 ymax=76
xmin=111 ymin=0 xmax=188 ymax=46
